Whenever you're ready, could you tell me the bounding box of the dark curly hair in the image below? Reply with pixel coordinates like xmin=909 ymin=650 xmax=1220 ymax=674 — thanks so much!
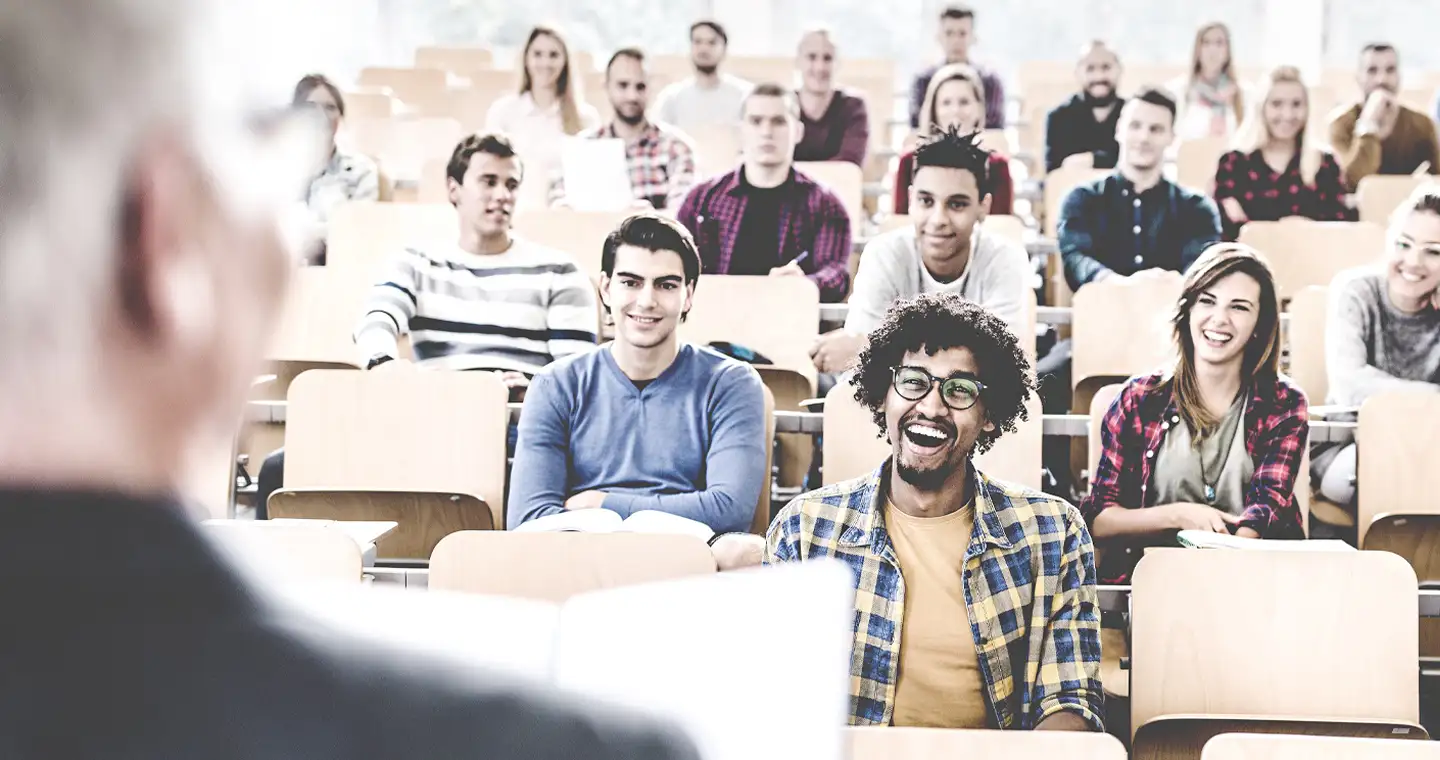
xmin=852 ymin=292 xmax=1036 ymax=455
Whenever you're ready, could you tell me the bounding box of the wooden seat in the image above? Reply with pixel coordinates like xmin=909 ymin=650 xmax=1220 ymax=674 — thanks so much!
xmin=275 ymin=368 xmax=508 ymax=558
xmin=846 ymin=726 xmax=1126 ymax=760
xmin=1137 ymin=717 xmax=1428 ymax=760
xmin=1130 ymin=550 xmax=1419 ymax=750
xmin=1202 ymin=731 xmax=1439 ymax=759
xmin=268 ymin=491 xmax=490 ymax=560
xmin=1236 ymin=220 xmax=1384 ymax=302
xmin=796 ymin=160 xmax=865 ymax=228
xmin=428 ymin=532 xmax=716 ymax=601
xmin=326 ymin=201 xmax=458 ymax=273
xmin=511 ymin=208 xmax=633 ymax=282
xmin=1356 ymin=175 xmax=1426 ymax=224
xmin=1071 ymin=271 xmax=1183 ymax=394
xmin=202 ymin=521 xmax=364 ymax=584
xmin=1175 ymin=136 xmax=1229 ymax=193
xmin=1358 ymin=392 xmax=1440 ymax=547
xmin=341 ymin=91 xmax=398 ymax=120
xmin=1286 ymin=286 xmax=1329 ymax=403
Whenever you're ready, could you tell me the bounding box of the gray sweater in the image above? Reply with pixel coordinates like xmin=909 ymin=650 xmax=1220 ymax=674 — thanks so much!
xmin=843 ymin=225 xmax=1030 ymax=334
xmin=1325 ymin=267 xmax=1440 ymax=405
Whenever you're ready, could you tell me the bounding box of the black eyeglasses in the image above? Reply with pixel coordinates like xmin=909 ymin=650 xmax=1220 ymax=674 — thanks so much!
xmin=891 ymin=366 xmax=986 ymax=411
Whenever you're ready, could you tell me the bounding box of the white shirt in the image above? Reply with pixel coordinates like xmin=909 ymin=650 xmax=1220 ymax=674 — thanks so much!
xmin=653 ymin=74 xmax=753 ymax=133
xmin=484 ymin=92 xmax=600 ymax=211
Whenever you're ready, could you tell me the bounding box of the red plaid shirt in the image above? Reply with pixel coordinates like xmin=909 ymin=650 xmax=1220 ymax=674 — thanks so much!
xmin=1079 ymin=371 xmax=1309 ymax=581
xmin=675 ymin=166 xmax=852 ymax=302
xmin=549 ymin=121 xmax=697 ymax=210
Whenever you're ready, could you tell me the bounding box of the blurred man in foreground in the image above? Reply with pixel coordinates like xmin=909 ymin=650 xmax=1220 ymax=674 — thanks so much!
xmin=0 ymin=1 xmax=696 ymax=757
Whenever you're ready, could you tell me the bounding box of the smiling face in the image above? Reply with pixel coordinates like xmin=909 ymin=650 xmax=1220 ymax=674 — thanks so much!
xmin=911 ymin=165 xmax=987 ymax=270
xmin=1077 ymin=46 xmax=1120 ymax=102
xmin=1359 ymin=47 xmax=1400 ymax=97
xmin=1188 ymin=271 xmax=1262 ymax=369
xmin=886 ymin=346 xmax=994 ymax=492
xmin=525 ymin=32 xmax=566 ymax=92
xmin=449 ymin=151 xmax=520 ymax=238
xmin=1387 ymin=209 xmax=1440 ymax=308
xmin=606 ymin=54 xmax=649 ymax=126
xmin=1263 ymin=80 xmax=1307 ymax=143
xmin=601 ymin=244 xmax=693 ymax=350
xmin=932 ymin=77 xmax=984 ymax=132
xmin=1118 ymin=99 xmax=1175 ymax=173
xmin=1196 ymin=25 xmax=1231 ymax=79
xmin=797 ymin=31 xmax=836 ymax=95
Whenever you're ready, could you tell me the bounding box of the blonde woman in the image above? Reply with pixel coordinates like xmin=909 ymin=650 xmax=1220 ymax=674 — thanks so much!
xmin=1081 ymin=244 xmax=1308 ymax=582
xmin=893 ymin=63 xmax=1012 ymax=215
xmin=1212 ymin=66 xmax=1351 ymax=239
xmin=485 ymin=25 xmax=599 ymax=209
xmin=1169 ymin=22 xmax=1246 ymax=140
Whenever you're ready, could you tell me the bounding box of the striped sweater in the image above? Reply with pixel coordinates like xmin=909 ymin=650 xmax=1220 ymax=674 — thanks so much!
xmin=353 ymin=237 xmax=599 ymax=374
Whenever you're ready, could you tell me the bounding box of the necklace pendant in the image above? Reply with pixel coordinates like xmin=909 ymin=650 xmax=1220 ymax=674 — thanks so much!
xmin=1205 ymin=485 xmax=1216 ymax=503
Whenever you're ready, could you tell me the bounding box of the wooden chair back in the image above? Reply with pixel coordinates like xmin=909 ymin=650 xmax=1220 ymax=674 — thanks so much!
xmin=681 ymin=275 xmax=821 ymax=389
xmin=1176 ymin=136 xmax=1230 ymax=193
xmin=326 ymin=201 xmax=458 ymax=273
xmin=1236 ymin=220 xmax=1384 ymax=302
xmin=511 ymin=208 xmax=633 ymax=283
xmin=1286 ymin=286 xmax=1329 ymax=404
xmin=268 ymin=491 xmax=491 ymax=560
xmin=1202 ymin=733 xmax=1439 ymax=760
xmin=1358 ymin=392 xmax=1440 ymax=546
xmin=1071 ymin=271 xmax=1183 ymax=390
xmin=796 ymin=160 xmax=865 ymax=228
xmin=203 ymin=521 xmax=363 ymax=584
xmin=847 ymin=726 xmax=1126 ymax=760
xmin=1356 ymin=175 xmax=1426 ymax=224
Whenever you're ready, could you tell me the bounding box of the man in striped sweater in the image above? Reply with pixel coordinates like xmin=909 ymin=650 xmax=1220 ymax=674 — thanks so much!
xmin=255 ymin=133 xmax=599 ymax=517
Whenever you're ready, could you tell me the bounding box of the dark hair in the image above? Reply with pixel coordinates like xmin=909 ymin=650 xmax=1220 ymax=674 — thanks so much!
xmin=1127 ymin=86 xmax=1178 ymax=124
xmin=606 ymin=47 xmax=646 ymax=76
xmin=851 ymin=292 xmax=1035 ymax=455
xmin=741 ymin=82 xmax=800 ymax=119
xmin=446 ymin=132 xmax=522 ymax=193
xmin=690 ymin=20 xmax=728 ymax=45
xmin=913 ymin=127 xmax=994 ymax=199
xmin=1361 ymin=42 xmax=1397 ymax=57
xmin=292 ymin=73 xmax=345 ymax=117
xmin=601 ymin=214 xmax=702 ymax=321
xmin=940 ymin=4 xmax=975 ymax=22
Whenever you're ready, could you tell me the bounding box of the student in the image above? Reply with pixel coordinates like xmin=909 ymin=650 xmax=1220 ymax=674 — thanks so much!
xmin=550 ymin=48 xmax=697 ymax=211
xmin=485 ymin=25 xmax=600 ymax=210
xmin=1081 ymin=244 xmax=1309 ymax=582
xmin=792 ymin=27 xmax=869 ymax=167
xmin=1314 ymin=186 xmax=1440 ymax=505
xmin=255 ymin=133 xmax=597 ymax=518
xmin=909 ymin=4 xmax=1005 ymax=129
xmin=1057 ymin=87 xmax=1223 ymax=292
xmin=1213 ymin=66 xmax=1352 ymax=240
xmin=893 ymin=64 xmax=1013 ymax=216
xmin=812 ymin=128 xmax=1028 ymax=375
xmin=653 ymin=20 xmax=753 ymax=133
xmin=507 ymin=214 xmax=767 ymax=533
xmin=0 ymin=2 xmax=698 ymax=757
xmin=676 ymin=83 xmax=852 ymax=302
xmin=292 ymin=73 xmax=378 ymax=262
xmin=768 ymin=293 xmax=1102 ymax=730
xmin=1330 ymin=43 xmax=1440 ymax=191
xmin=1168 ymin=22 xmax=1246 ymax=140
xmin=1045 ymin=41 xmax=1125 ymax=173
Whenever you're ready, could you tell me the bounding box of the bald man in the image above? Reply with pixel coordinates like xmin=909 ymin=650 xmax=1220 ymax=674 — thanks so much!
xmin=1045 ymin=41 xmax=1125 ymax=172
xmin=793 ymin=28 xmax=870 ymax=167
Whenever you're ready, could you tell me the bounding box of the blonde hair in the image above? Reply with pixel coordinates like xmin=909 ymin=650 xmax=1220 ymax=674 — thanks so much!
xmin=1188 ymin=22 xmax=1246 ymax=123
xmin=1166 ymin=243 xmax=1282 ymax=439
xmin=1232 ymin=66 xmax=1322 ymax=185
xmin=518 ymin=25 xmax=585 ymax=135
xmin=918 ymin=62 xmax=986 ymax=135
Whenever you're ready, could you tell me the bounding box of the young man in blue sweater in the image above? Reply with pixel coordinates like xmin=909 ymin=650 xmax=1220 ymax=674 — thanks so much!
xmin=507 ymin=214 xmax=769 ymax=535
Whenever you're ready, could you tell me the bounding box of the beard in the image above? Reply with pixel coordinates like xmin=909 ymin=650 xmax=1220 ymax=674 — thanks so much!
xmin=615 ymin=107 xmax=646 ymax=126
xmin=895 ymin=458 xmax=956 ymax=492
xmin=1082 ymin=87 xmax=1118 ymax=108
xmin=694 ymin=62 xmax=718 ymax=76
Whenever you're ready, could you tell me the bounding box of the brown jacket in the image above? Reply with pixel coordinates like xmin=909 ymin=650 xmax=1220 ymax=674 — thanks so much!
xmin=1329 ymin=102 xmax=1440 ymax=191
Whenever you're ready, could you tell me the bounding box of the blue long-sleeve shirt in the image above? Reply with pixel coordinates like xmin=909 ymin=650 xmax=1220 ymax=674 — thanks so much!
xmin=1057 ymin=172 xmax=1222 ymax=292
xmin=506 ymin=343 xmax=768 ymax=533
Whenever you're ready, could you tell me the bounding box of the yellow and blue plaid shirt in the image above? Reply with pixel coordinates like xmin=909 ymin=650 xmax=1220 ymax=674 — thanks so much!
xmin=765 ymin=461 xmax=1104 ymax=730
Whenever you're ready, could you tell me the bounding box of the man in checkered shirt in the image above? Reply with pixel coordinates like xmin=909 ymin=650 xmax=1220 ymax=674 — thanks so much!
xmin=765 ymin=292 xmax=1103 ymax=731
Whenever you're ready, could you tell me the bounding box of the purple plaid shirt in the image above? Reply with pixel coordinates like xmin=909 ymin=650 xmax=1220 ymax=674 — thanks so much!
xmin=549 ymin=120 xmax=697 ymax=210
xmin=1079 ymin=371 xmax=1310 ymax=582
xmin=676 ymin=166 xmax=852 ymax=302
xmin=910 ymin=61 xmax=1006 ymax=129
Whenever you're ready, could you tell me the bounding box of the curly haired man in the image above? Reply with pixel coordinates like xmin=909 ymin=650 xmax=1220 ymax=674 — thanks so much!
xmin=766 ymin=292 xmax=1103 ymax=732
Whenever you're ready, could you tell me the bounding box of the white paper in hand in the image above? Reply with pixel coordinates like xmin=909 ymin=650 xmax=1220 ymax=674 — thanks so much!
xmin=553 ymin=560 xmax=854 ymax=760
xmin=560 ymin=137 xmax=632 ymax=211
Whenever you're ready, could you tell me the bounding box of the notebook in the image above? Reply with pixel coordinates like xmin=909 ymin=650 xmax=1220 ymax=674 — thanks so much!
xmin=512 ymin=508 xmax=715 ymax=542
xmin=1176 ymin=530 xmax=1355 ymax=551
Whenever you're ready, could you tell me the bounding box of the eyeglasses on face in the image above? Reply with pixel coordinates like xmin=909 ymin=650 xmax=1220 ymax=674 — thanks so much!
xmin=890 ymin=365 xmax=985 ymax=410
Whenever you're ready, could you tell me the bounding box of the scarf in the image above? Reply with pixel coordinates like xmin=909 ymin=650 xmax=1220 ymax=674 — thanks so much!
xmin=1190 ymin=73 xmax=1235 ymax=138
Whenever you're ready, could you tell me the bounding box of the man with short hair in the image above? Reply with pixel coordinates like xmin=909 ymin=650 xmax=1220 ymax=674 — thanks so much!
xmin=551 ymin=48 xmax=697 ymax=211
xmin=1331 ymin=43 xmax=1440 ymax=190
xmin=793 ymin=27 xmax=869 ymax=167
xmin=1045 ymin=42 xmax=1125 ymax=172
xmin=653 ymin=20 xmax=753 ymax=133
xmin=768 ymin=293 xmax=1103 ymax=730
xmin=508 ymin=214 xmax=767 ymax=534
xmin=677 ymin=83 xmax=853 ymax=302
xmin=1057 ymin=87 xmax=1223 ymax=292
xmin=0 ymin=1 xmax=696 ymax=757
xmin=811 ymin=128 xmax=1028 ymax=375
xmin=909 ymin=4 xmax=1005 ymax=130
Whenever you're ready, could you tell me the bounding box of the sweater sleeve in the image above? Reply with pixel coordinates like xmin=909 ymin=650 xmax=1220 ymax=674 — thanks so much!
xmin=353 ymin=249 xmax=421 ymax=362
xmin=1331 ymin=110 xmax=1381 ymax=192
xmin=545 ymin=262 xmax=600 ymax=360
xmin=843 ymin=234 xmax=903 ymax=335
xmin=1325 ymin=272 xmax=1440 ymax=405
xmin=505 ymin=370 xmax=573 ymax=528
xmin=835 ymin=95 xmax=870 ymax=167
xmin=601 ymin=365 xmax=768 ymax=533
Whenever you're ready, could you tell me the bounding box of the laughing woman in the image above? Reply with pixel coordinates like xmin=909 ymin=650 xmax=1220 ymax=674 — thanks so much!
xmin=1080 ymin=243 xmax=1308 ymax=582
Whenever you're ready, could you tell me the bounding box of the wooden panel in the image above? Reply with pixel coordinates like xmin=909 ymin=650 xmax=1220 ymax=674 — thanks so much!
xmin=847 ymin=726 xmax=1126 ymax=760
xmin=1130 ymin=550 xmax=1419 ymax=740
xmin=1286 ymin=286 xmax=1329 ymax=404
xmin=268 ymin=490 xmax=492 ymax=560
xmin=796 ymin=160 xmax=865 ymax=229
xmin=1358 ymin=392 xmax=1440 ymax=546
xmin=202 ymin=521 xmax=364 ymax=583
xmin=760 ymin=367 xmax=812 ymax=490
xmin=687 ymin=123 xmax=741 ymax=181
xmin=326 ymin=201 xmax=458 ymax=274
xmin=1236 ymin=220 xmax=1385 ymax=302
xmin=1201 ymin=731 xmax=1440 ymax=760
xmin=1135 ymin=716 xmax=1427 ymax=760
xmin=340 ymin=116 xmax=462 ymax=183
xmin=429 ymin=532 xmax=715 ymax=601
xmin=1364 ymin=513 xmax=1440 ymax=657
xmin=511 ymin=208 xmax=632 ymax=282
xmin=1357 ymin=175 xmax=1426 ymax=224
xmin=972 ymin=395 xmax=1043 ymax=490
xmin=681 ymin=275 xmax=820 ymax=389
xmin=341 ymin=91 xmax=398 ymax=120
xmin=1176 ymin=136 xmax=1229 ymax=194
xmin=265 ymin=267 xmax=374 ymax=365
xmin=356 ymin=67 xmax=450 ymax=107
xmin=751 ymin=384 xmax=776 ymax=534
xmin=1072 ymin=271 xmax=1183 ymax=389
xmin=1043 ymin=166 xmax=1109 ymax=237
xmin=415 ymin=46 xmax=494 ymax=73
